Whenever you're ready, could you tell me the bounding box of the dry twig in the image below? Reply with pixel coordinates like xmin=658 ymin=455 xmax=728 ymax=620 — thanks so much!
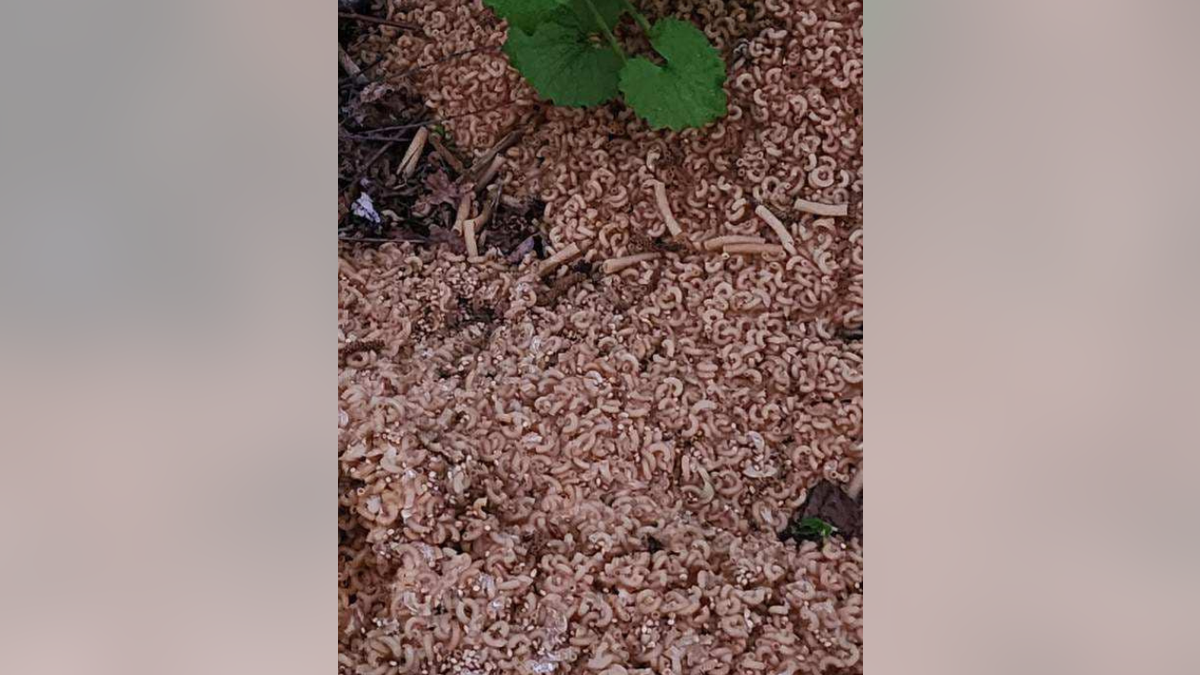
xmin=387 ymin=47 xmax=501 ymax=81
xmin=338 ymin=12 xmax=419 ymax=31
xmin=427 ymin=133 xmax=465 ymax=174
xmin=338 ymin=44 xmax=368 ymax=86
xmin=399 ymin=127 xmax=429 ymax=178
xmin=474 ymin=156 xmax=506 ymax=193
xmin=338 ymin=235 xmax=426 ymax=244
xmin=453 ymin=194 xmax=473 ymax=231
xmin=466 ymin=130 xmax=522 ymax=184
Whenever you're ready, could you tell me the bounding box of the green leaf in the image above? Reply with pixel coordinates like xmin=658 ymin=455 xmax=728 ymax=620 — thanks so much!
xmin=483 ymin=0 xmax=571 ymax=34
xmin=800 ymin=517 xmax=836 ymax=538
xmin=618 ymin=18 xmax=727 ymax=130
xmin=504 ymin=18 xmax=624 ymax=106
xmin=784 ymin=516 xmax=838 ymax=543
xmin=568 ymin=0 xmax=626 ymax=35
xmin=484 ymin=0 xmax=625 ymax=35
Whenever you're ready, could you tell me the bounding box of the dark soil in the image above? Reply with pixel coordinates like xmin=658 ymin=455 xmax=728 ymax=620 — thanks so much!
xmin=338 ymin=339 xmax=386 ymax=366
xmin=537 ymin=260 xmax=597 ymax=309
xmin=338 ymin=13 xmax=545 ymax=261
xmin=627 ymin=229 xmax=687 ymax=255
xmin=487 ymin=200 xmax=546 ymax=260
xmin=783 ymin=480 xmax=863 ymax=543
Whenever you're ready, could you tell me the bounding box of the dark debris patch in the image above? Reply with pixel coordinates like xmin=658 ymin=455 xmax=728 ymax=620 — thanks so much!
xmin=782 ymin=480 xmax=862 ymax=544
xmin=339 ymin=339 xmax=386 ymax=366
xmin=488 ymin=198 xmax=546 ymax=261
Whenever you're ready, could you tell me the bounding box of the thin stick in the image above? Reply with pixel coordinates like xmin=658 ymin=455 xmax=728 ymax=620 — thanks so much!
xmin=847 ymin=466 xmax=863 ymax=499
xmin=602 ymin=252 xmax=660 ymax=274
xmin=723 ymin=243 xmax=787 ymax=256
xmin=357 ymin=142 xmax=396 ymax=181
xmin=399 ymin=127 xmax=429 ymax=178
xmin=339 ymin=235 xmax=426 ymax=244
xmin=464 ymin=219 xmax=479 ymax=258
xmin=338 ymin=12 xmax=420 ymax=31
xmin=538 ymin=242 xmax=581 ymax=277
xmin=651 ymin=180 xmax=683 ymax=237
xmin=755 ymin=204 xmax=797 ymax=255
xmin=427 ymin=133 xmax=465 ymax=174
xmin=481 ymin=184 xmax=502 ymax=224
xmin=338 ymin=53 xmax=389 ymax=84
xmin=341 ymin=133 xmax=423 ymax=143
xmin=453 ymin=194 xmax=473 ymax=233
xmin=702 ymin=235 xmax=766 ymax=251
xmin=475 ymin=155 xmax=506 ymax=192
xmin=793 ymin=197 xmax=849 ymax=217
xmin=339 ymin=44 xmax=368 ymax=86
xmin=387 ymin=46 xmax=500 ymax=81
xmin=348 ymin=101 xmax=524 ymax=138
xmin=466 ymin=130 xmax=522 ymax=183
xmin=464 ymin=185 xmax=500 ymax=237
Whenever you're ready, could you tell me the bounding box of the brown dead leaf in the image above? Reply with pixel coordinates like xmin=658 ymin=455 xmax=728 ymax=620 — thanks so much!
xmin=413 ymin=169 xmax=466 ymax=217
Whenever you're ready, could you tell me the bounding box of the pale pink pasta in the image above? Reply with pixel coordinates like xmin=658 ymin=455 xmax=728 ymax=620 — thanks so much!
xmin=341 ymin=0 xmax=863 ymax=672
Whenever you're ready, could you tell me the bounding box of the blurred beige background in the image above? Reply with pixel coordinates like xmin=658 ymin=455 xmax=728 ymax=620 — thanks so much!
xmin=0 ymin=2 xmax=330 ymax=674
xmin=872 ymin=0 xmax=1200 ymax=672
xmin=0 ymin=0 xmax=1196 ymax=673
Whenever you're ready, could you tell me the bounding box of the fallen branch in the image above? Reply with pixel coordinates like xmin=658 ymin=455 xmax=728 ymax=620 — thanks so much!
xmin=754 ymin=204 xmax=797 ymax=255
xmin=651 ymin=180 xmax=683 ymax=237
xmin=793 ymin=197 xmax=849 ymax=217
xmin=538 ymin=242 xmax=582 ymax=277
xmin=602 ymin=252 xmax=660 ymax=274
xmin=702 ymin=235 xmax=766 ymax=251
xmin=399 ymin=127 xmax=429 ymax=178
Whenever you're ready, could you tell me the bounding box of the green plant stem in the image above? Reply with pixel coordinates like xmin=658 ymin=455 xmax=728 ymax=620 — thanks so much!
xmin=580 ymin=0 xmax=626 ymax=64
xmin=620 ymin=0 xmax=652 ymax=32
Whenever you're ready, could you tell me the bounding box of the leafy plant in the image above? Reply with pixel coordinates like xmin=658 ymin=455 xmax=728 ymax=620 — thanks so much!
xmin=785 ymin=517 xmax=837 ymax=543
xmin=484 ymin=0 xmax=728 ymax=130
